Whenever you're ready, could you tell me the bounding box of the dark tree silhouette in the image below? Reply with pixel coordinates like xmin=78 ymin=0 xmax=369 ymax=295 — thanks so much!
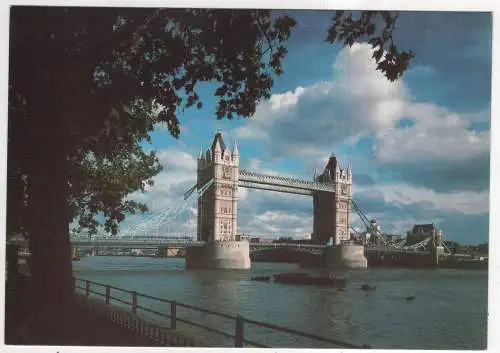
xmin=8 ymin=6 xmax=296 ymax=315
xmin=326 ymin=11 xmax=414 ymax=81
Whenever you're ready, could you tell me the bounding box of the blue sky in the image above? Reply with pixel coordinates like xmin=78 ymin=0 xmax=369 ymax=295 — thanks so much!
xmin=122 ymin=11 xmax=492 ymax=244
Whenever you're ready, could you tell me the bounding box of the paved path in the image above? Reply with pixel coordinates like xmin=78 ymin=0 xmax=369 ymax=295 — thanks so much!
xmin=5 ymin=274 xmax=163 ymax=346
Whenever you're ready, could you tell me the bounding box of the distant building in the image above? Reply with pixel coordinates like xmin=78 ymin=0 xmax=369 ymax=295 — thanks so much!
xmin=385 ymin=234 xmax=403 ymax=242
xmin=237 ymin=234 xmax=252 ymax=242
xmin=407 ymin=223 xmax=443 ymax=249
xmin=411 ymin=224 xmax=436 ymax=236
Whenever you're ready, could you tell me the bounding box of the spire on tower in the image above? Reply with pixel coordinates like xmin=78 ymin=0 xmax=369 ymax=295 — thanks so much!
xmin=232 ymin=140 xmax=239 ymax=156
xmin=213 ymin=138 xmax=222 ymax=153
xmin=211 ymin=130 xmax=226 ymax=152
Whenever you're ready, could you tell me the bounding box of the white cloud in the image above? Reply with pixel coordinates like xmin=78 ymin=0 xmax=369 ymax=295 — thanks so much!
xmin=234 ymin=42 xmax=490 ymax=194
xmin=156 ymin=149 xmax=197 ymax=173
xmin=355 ymin=183 xmax=489 ymax=216
xmin=241 ymin=210 xmax=313 ymax=237
xmin=234 ymin=43 xmax=408 ymax=158
xmin=373 ymin=103 xmax=490 ymax=164
xmin=121 ymin=148 xmax=199 ymax=236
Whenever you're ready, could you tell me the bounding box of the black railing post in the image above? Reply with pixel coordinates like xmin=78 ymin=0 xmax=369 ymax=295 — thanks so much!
xmin=105 ymin=285 xmax=110 ymax=305
xmin=234 ymin=315 xmax=244 ymax=347
xmin=85 ymin=280 xmax=90 ymax=296
xmin=170 ymin=301 xmax=177 ymax=329
xmin=132 ymin=291 xmax=138 ymax=314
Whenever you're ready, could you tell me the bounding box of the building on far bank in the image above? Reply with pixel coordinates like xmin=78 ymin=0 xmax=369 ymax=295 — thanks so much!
xmin=407 ymin=224 xmax=442 ymax=242
xmin=385 ymin=234 xmax=403 ymax=242
xmin=406 ymin=223 xmax=444 ymax=255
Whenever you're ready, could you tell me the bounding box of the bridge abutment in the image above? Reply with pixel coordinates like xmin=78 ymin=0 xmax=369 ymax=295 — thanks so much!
xmin=185 ymin=241 xmax=250 ymax=269
xmin=324 ymin=244 xmax=367 ymax=269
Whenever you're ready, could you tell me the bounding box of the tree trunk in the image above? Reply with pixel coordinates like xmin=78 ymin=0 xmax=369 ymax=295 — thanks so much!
xmin=25 ymin=92 xmax=73 ymax=325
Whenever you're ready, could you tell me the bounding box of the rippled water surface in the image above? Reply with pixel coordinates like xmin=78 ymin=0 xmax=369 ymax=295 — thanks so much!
xmin=73 ymin=256 xmax=488 ymax=349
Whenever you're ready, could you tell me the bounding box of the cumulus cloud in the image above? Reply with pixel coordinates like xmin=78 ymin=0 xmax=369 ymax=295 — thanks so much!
xmin=234 ymin=42 xmax=490 ymax=194
xmin=234 ymin=43 xmax=408 ymax=159
xmin=372 ymin=103 xmax=490 ymax=192
xmin=241 ymin=210 xmax=312 ymax=237
xmin=355 ymin=183 xmax=489 ymax=216
xmin=121 ymin=148 xmax=199 ymax=236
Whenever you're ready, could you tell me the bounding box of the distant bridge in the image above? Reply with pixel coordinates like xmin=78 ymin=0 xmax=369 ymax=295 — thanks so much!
xmin=10 ymin=235 xmax=432 ymax=255
xmin=69 ymin=238 xmax=326 ymax=250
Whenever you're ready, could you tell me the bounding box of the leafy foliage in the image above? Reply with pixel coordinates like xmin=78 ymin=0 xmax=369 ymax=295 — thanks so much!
xmin=326 ymin=11 xmax=415 ymax=81
xmin=8 ymin=7 xmax=296 ymax=237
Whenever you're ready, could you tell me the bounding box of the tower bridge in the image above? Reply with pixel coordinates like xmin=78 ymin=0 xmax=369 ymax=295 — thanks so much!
xmin=182 ymin=131 xmax=366 ymax=269
xmin=190 ymin=131 xmax=354 ymax=246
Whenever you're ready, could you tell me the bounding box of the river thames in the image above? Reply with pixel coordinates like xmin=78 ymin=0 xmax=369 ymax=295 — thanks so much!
xmin=73 ymin=256 xmax=487 ymax=349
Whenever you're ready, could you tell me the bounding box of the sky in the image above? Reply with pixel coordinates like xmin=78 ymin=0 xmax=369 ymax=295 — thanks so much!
xmin=118 ymin=11 xmax=492 ymax=244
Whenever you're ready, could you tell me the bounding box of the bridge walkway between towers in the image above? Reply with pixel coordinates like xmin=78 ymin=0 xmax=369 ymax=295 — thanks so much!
xmin=238 ymin=169 xmax=336 ymax=195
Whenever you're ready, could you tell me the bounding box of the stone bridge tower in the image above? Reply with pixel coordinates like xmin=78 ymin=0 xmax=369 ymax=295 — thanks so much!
xmin=197 ymin=131 xmax=239 ymax=242
xmin=312 ymin=155 xmax=352 ymax=245
xmin=187 ymin=132 xmax=250 ymax=269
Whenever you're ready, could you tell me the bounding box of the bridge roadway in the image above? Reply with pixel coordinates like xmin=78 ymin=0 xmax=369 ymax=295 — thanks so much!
xmin=68 ymin=239 xmax=431 ymax=255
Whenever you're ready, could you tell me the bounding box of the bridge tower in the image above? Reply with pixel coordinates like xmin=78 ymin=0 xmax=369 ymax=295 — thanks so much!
xmin=196 ymin=131 xmax=239 ymax=242
xmin=311 ymin=155 xmax=367 ymax=269
xmin=186 ymin=131 xmax=250 ymax=269
xmin=312 ymin=155 xmax=352 ymax=245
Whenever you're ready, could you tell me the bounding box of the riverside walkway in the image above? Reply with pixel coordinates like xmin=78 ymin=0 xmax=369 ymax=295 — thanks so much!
xmin=5 ymin=273 xmax=169 ymax=346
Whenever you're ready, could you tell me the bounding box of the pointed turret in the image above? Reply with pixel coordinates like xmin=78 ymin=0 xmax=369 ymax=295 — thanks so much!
xmin=211 ymin=131 xmax=226 ymax=152
xmin=211 ymin=131 xmax=225 ymax=163
xmin=198 ymin=148 xmax=205 ymax=168
xmin=213 ymin=137 xmax=222 ymax=153
xmin=230 ymin=140 xmax=239 ymax=166
xmin=232 ymin=141 xmax=239 ymax=156
xmin=205 ymin=148 xmax=212 ymax=163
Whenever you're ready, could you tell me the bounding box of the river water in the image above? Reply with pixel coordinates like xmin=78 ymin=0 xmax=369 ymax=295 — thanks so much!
xmin=73 ymin=256 xmax=487 ymax=349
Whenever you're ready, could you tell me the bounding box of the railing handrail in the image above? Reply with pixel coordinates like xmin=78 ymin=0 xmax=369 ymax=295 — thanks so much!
xmin=73 ymin=277 xmax=369 ymax=349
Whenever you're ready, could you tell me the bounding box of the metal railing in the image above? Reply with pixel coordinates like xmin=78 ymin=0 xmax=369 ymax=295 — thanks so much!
xmin=73 ymin=277 xmax=369 ymax=349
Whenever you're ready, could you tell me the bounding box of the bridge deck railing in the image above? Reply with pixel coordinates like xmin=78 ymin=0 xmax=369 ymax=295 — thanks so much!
xmin=73 ymin=277 xmax=369 ymax=349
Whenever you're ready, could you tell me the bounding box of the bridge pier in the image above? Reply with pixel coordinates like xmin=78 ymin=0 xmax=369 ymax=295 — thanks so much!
xmin=324 ymin=244 xmax=367 ymax=269
xmin=185 ymin=241 xmax=250 ymax=269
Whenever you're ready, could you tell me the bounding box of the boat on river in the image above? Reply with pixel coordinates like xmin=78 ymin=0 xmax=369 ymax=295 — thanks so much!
xmin=251 ymin=272 xmax=346 ymax=288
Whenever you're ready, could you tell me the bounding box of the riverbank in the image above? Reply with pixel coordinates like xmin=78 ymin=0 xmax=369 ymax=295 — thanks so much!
xmin=438 ymin=258 xmax=488 ymax=270
xmin=252 ymin=249 xmax=488 ymax=270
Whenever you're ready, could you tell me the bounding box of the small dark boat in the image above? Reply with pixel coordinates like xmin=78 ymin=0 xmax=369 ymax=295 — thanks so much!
xmin=361 ymin=284 xmax=376 ymax=291
xmin=405 ymin=295 xmax=416 ymax=301
xmin=72 ymin=256 xmax=81 ymax=261
xmin=273 ymin=272 xmax=346 ymax=288
xmin=251 ymin=276 xmax=271 ymax=282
